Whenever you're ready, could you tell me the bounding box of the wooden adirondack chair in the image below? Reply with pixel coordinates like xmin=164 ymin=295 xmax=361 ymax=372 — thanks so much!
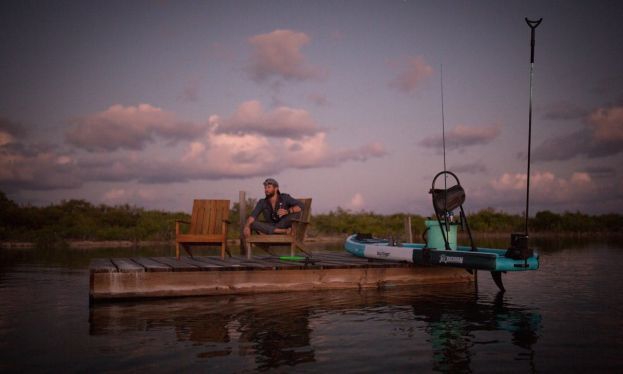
xmin=244 ymin=198 xmax=312 ymax=258
xmin=175 ymin=199 xmax=230 ymax=259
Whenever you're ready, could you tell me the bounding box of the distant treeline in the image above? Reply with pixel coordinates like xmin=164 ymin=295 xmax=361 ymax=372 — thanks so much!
xmin=1 ymin=192 xmax=622 ymax=246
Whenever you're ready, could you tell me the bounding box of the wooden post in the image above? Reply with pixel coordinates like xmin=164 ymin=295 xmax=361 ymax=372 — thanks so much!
xmin=239 ymin=191 xmax=247 ymax=257
xmin=404 ymin=216 xmax=413 ymax=243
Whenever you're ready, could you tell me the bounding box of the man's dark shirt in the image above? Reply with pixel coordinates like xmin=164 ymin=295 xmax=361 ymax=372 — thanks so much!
xmin=250 ymin=193 xmax=304 ymax=223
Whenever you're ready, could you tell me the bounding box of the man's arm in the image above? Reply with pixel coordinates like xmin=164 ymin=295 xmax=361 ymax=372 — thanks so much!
xmin=243 ymin=216 xmax=255 ymax=237
xmin=244 ymin=200 xmax=263 ymax=237
xmin=282 ymin=194 xmax=304 ymax=215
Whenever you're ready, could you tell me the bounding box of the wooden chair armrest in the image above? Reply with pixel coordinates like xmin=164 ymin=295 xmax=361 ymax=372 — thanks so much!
xmin=291 ymin=218 xmax=309 ymax=224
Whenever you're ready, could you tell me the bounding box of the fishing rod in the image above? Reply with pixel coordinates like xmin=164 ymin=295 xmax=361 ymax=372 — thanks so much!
xmin=524 ymin=18 xmax=542 ymax=237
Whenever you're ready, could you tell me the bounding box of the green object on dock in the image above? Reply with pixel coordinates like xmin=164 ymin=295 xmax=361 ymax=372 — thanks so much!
xmin=279 ymin=256 xmax=307 ymax=261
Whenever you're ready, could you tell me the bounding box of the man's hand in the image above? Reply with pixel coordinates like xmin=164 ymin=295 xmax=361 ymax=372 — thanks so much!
xmin=243 ymin=226 xmax=251 ymax=237
xmin=277 ymin=208 xmax=288 ymax=218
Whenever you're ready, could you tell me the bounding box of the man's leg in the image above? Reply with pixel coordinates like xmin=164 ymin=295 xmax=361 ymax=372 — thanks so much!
xmin=250 ymin=221 xmax=276 ymax=234
xmin=274 ymin=212 xmax=301 ymax=233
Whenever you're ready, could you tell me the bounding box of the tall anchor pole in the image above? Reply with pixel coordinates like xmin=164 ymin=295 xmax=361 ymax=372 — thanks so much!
xmin=524 ymin=17 xmax=542 ymax=236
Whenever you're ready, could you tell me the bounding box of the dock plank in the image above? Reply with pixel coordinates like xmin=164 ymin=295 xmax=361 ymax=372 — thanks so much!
xmin=89 ymin=258 xmax=118 ymax=273
xmin=229 ymin=257 xmax=278 ymax=270
xmin=177 ymin=256 xmax=224 ymax=271
xmin=111 ymin=258 xmax=145 ymax=273
xmin=196 ymin=256 xmax=257 ymax=271
xmin=131 ymin=257 xmax=172 ymax=272
xmin=203 ymin=256 xmax=273 ymax=270
xmin=257 ymin=257 xmax=311 ymax=270
xmin=151 ymin=257 xmax=200 ymax=272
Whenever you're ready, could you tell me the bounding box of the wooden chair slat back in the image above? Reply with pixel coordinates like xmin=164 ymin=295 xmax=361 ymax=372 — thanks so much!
xmin=294 ymin=198 xmax=312 ymax=242
xmin=189 ymin=199 xmax=230 ymax=235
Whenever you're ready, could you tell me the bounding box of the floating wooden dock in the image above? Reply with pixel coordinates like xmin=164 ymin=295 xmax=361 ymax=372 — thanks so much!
xmin=89 ymin=252 xmax=473 ymax=302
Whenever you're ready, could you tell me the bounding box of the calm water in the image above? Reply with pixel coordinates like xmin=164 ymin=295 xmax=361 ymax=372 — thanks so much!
xmin=1 ymin=239 xmax=622 ymax=373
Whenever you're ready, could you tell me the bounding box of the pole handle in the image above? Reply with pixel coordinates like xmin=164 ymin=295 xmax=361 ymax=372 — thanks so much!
xmin=525 ymin=18 xmax=542 ymax=63
xmin=525 ymin=18 xmax=542 ymax=29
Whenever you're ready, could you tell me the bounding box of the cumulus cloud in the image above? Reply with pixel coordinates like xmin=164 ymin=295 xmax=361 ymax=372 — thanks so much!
xmin=102 ymin=187 xmax=159 ymax=204
xmin=284 ymin=133 xmax=386 ymax=168
xmin=0 ymin=141 xmax=81 ymax=190
xmin=588 ymin=105 xmax=623 ymax=142
xmin=66 ymin=104 xmax=204 ymax=152
xmin=489 ymin=170 xmax=595 ymax=204
xmin=0 ymin=116 xmax=27 ymax=146
xmin=212 ymin=100 xmax=321 ymax=138
xmin=463 ymin=169 xmax=623 ymax=213
xmin=533 ymin=104 xmax=623 ymax=161
xmin=388 ymin=56 xmax=433 ymax=94
xmin=583 ymin=166 xmax=615 ymax=179
xmin=420 ymin=124 xmax=501 ymax=150
xmin=2 ymin=102 xmax=386 ymax=191
xmin=246 ymin=29 xmax=325 ymax=83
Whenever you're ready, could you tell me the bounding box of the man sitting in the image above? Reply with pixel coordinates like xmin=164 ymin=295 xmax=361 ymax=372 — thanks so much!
xmin=243 ymin=178 xmax=304 ymax=237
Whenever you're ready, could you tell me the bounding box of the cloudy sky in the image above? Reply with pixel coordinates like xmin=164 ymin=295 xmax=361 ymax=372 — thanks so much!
xmin=1 ymin=0 xmax=622 ymax=215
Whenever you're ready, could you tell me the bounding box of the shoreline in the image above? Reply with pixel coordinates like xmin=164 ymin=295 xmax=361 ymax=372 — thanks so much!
xmin=1 ymin=231 xmax=621 ymax=250
xmin=0 ymin=235 xmax=349 ymax=250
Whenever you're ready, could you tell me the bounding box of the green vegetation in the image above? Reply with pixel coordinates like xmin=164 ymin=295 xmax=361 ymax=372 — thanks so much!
xmin=1 ymin=191 xmax=622 ymax=247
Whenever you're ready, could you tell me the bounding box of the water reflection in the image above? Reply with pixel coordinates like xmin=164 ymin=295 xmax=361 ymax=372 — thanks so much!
xmin=413 ymin=290 xmax=541 ymax=372
xmin=89 ymin=285 xmax=541 ymax=371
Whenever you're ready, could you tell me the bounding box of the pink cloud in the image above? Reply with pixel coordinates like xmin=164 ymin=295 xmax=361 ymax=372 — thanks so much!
xmin=0 ymin=142 xmax=81 ymax=190
xmin=284 ymin=134 xmax=386 ymax=168
xmin=389 ymin=56 xmax=433 ymax=94
xmin=66 ymin=104 xmax=204 ymax=151
xmin=420 ymin=124 xmax=501 ymax=150
xmin=213 ymin=100 xmax=321 ymax=138
xmin=2 ymin=102 xmax=387 ymax=190
xmin=246 ymin=29 xmax=325 ymax=83
xmin=533 ymin=104 xmax=623 ymax=161
xmin=488 ymin=170 xmax=595 ymax=204
xmin=588 ymin=105 xmax=623 ymax=142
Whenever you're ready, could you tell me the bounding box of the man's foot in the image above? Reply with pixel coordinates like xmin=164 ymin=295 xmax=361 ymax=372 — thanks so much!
xmin=271 ymin=228 xmax=292 ymax=235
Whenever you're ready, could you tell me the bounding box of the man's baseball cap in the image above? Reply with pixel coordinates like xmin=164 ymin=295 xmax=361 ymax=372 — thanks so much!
xmin=263 ymin=178 xmax=279 ymax=187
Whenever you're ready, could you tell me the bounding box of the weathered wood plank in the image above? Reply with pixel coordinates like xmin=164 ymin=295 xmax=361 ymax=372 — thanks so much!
xmin=177 ymin=256 xmax=224 ymax=271
xmin=90 ymin=263 xmax=475 ymax=301
xmin=111 ymin=258 xmax=145 ymax=273
xmin=151 ymin=257 xmax=200 ymax=272
xmin=196 ymin=256 xmax=257 ymax=271
xmin=229 ymin=256 xmax=278 ymax=270
xmin=257 ymin=257 xmax=309 ymax=270
xmin=211 ymin=256 xmax=273 ymax=269
xmin=89 ymin=258 xmax=118 ymax=273
xmin=132 ymin=257 xmax=172 ymax=272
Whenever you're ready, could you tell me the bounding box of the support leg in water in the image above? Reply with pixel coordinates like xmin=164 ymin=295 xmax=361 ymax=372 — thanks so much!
xmin=491 ymin=271 xmax=505 ymax=292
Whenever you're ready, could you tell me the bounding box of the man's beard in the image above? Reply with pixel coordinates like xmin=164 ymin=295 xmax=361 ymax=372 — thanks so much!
xmin=265 ymin=191 xmax=275 ymax=198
